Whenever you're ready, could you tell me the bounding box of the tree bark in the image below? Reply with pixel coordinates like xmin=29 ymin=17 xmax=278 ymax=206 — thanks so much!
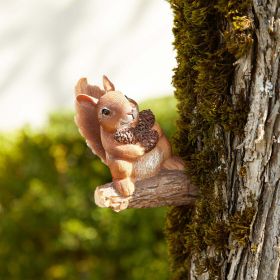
xmin=190 ymin=1 xmax=280 ymax=279
xmin=94 ymin=170 xmax=197 ymax=212
xmin=225 ymin=1 xmax=280 ymax=279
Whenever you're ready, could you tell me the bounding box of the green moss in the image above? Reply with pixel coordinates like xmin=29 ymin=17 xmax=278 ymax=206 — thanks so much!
xmin=166 ymin=0 xmax=254 ymax=279
xmin=229 ymin=200 xmax=255 ymax=247
xmin=215 ymin=0 xmax=254 ymax=58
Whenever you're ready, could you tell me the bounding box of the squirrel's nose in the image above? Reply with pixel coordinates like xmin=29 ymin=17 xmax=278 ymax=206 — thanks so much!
xmin=127 ymin=109 xmax=137 ymax=120
xmin=127 ymin=111 xmax=134 ymax=119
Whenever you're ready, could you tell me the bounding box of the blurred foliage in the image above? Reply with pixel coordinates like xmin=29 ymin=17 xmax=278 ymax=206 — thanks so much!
xmin=0 ymin=96 xmax=177 ymax=280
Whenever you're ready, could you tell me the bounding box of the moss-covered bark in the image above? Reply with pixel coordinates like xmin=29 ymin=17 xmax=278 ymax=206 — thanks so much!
xmin=166 ymin=1 xmax=253 ymax=279
xmin=167 ymin=0 xmax=280 ymax=278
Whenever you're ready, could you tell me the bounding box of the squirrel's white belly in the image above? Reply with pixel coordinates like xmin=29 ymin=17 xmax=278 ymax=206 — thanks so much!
xmin=133 ymin=147 xmax=164 ymax=180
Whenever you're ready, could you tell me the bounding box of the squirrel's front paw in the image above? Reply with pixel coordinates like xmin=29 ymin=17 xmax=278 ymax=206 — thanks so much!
xmin=114 ymin=178 xmax=135 ymax=197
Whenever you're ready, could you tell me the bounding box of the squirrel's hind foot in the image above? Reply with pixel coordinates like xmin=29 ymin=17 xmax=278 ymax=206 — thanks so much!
xmin=114 ymin=178 xmax=135 ymax=197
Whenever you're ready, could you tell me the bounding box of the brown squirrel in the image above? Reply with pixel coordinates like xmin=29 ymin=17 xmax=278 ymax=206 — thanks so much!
xmin=75 ymin=76 xmax=184 ymax=197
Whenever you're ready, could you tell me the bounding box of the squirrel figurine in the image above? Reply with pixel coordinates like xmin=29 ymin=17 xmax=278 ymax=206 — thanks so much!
xmin=75 ymin=75 xmax=184 ymax=197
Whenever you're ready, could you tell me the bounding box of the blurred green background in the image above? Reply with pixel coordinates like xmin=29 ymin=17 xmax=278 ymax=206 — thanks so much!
xmin=0 ymin=96 xmax=177 ymax=280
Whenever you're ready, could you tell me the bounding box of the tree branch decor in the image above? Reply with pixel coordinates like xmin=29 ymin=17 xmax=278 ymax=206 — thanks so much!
xmin=94 ymin=170 xmax=198 ymax=212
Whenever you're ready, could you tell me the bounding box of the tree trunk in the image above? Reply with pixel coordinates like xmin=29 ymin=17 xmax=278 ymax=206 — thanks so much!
xmin=167 ymin=0 xmax=280 ymax=279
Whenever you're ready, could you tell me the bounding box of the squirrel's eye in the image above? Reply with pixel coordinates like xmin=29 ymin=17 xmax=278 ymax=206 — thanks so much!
xmin=101 ymin=108 xmax=111 ymax=116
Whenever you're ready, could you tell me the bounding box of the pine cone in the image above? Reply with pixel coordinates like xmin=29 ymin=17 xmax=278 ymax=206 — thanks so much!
xmin=114 ymin=128 xmax=137 ymax=144
xmin=137 ymin=109 xmax=155 ymax=131
xmin=114 ymin=109 xmax=159 ymax=152
xmin=135 ymin=129 xmax=159 ymax=152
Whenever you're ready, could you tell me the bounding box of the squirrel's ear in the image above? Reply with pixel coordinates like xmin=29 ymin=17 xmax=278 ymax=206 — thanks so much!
xmin=103 ymin=75 xmax=115 ymax=92
xmin=76 ymin=94 xmax=98 ymax=107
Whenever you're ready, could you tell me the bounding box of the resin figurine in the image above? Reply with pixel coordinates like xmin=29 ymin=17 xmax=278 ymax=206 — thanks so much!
xmin=75 ymin=76 xmax=184 ymax=197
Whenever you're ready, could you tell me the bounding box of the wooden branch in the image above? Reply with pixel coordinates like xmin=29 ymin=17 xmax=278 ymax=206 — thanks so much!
xmin=94 ymin=170 xmax=198 ymax=212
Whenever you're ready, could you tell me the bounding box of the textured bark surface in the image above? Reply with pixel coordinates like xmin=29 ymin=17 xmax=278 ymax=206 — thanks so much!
xmin=190 ymin=1 xmax=280 ymax=279
xmin=226 ymin=1 xmax=280 ymax=279
xmin=94 ymin=170 xmax=197 ymax=212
